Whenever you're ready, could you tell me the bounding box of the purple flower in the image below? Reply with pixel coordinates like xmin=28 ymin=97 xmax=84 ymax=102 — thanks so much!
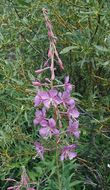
xmin=40 ymin=89 xmax=61 ymax=109
xmin=64 ymin=76 xmax=72 ymax=92
xmin=67 ymin=120 xmax=80 ymax=138
xmin=67 ymin=105 xmax=79 ymax=118
xmin=39 ymin=118 xmax=59 ymax=138
xmin=34 ymin=89 xmax=61 ymax=108
xmin=34 ymin=91 xmax=42 ymax=107
xmin=60 ymin=144 xmax=77 ymax=161
xmin=60 ymin=91 xmax=75 ymax=107
xmin=33 ymin=108 xmax=47 ymax=126
xmin=35 ymin=142 xmax=44 ymax=160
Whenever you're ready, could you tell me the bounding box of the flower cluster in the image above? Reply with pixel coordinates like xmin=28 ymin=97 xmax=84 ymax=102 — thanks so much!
xmin=33 ymin=8 xmax=80 ymax=161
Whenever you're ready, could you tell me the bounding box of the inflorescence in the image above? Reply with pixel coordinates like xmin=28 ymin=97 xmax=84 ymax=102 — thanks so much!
xmin=33 ymin=8 xmax=80 ymax=161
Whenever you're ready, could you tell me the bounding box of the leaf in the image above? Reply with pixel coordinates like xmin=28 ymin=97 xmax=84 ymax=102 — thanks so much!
xmin=70 ymin=180 xmax=82 ymax=187
xmin=17 ymin=0 xmax=32 ymax=5
xmin=27 ymin=71 xmax=35 ymax=80
xmin=103 ymin=61 xmax=110 ymax=66
xmin=95 ymin=45 xmax=109 ymax=52
xmin=65 ymin=32 xmax=73 ymax=35
xmin=25 ymin=0 xmax=32 ymax=2
xmin=22 ymin=17 xmax=29 ymax=24
xmin=11 ymin=78 xmax=24 ymax=85
xmin=0 ymin=32 xmax=4 ymax=41
xmin=60 ymin=46 xmax=78 ymax=54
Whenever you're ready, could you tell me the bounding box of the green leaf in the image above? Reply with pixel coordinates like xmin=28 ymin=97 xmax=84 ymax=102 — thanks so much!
xmin=70 ymin=180 xmax=82 ymax=187
xmin=17 ymin=0 xmax=31 ymax=5
xmin=25 ymin=0 xmax=32 ymax=2
xmin=0 ymin=33 xmax=4 ymax=41
xmin=11 ymin=78 xmax=24 ymax=85
xmin=60 ymin=46 xmax=78 ymax=54
xmin=95 ymin=45 xmax=109 ymax=52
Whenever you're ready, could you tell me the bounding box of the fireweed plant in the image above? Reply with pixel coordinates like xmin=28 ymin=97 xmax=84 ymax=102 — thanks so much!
xmin=33 ymin=8 xmax=80 ymax=161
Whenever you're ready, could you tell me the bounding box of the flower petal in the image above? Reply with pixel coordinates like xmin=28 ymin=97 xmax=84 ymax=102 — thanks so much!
xmin=39 ymin=91 xmax=49 ymax=100
xmin=60 ymin=154 xmax=65 ymax=161
xmin=49 ymin=89 xmax=58 ymax=97
xmin=72 ymin=108 xmax=80 ymax=118
xmin=40 ymin=120 xmax=48 ymax=127
xmin=68 ymin=98 xmax=75 ymax=106
xmin=35 ymin=142 xmax=44 ymax=160
xmin=68 ymin=152 xmax=77 ymax=160
xmin=35 ymin=110 xmax=42 ymax=117
xmin=34 ymin=95 xmax=41 ymax=107
xmin=33 ymin=118 xmax=39 ymax=125
xmin=53 ymin=128 xmax=59 ymax=135
xmin=54 ymin=96 xmax=62 ymax=105
xmin=74 ymin=131 xmax=80 ymax=138
xmin=42 ymin=107 xmax=46 ymax=116
xmin=43 ymin=99 xmax=51 ymax=109
xmin=68 ymin=107 xmax=79 ymax=118
xmin=39 ymin=127 xmax=49 ymax=137
xmin=69 ymin=120 xmax=79 ymax=129
xmin=49 ymin=118 xmax=56 ymax=128
xmin=65 ymin=76 xmax=69 ymax=83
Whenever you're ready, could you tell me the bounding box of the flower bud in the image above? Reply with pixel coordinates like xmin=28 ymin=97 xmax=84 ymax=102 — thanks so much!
xmin=32 ymin=81 xmax=41 ymax=86
xmin=48 ymin=49 xmax=52 ymax=58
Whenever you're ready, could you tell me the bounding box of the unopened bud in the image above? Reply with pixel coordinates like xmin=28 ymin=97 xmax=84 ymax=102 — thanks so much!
xmin=35 ymin=69 xmax=44 ymax=74
xmin=44 ymin=60 xmax=49 ymax=67
xmin=58 ymin=58 xmax=64 ymax=69
xmin=48 ymin=49 xmax=52 ymax=58
xmin=48 ymin=31 xmax=52 ymax=37
xmin=32 ymin=81 xmax=41 ymax=86
xmin=35 ymin=67 xmax=50 ymax=74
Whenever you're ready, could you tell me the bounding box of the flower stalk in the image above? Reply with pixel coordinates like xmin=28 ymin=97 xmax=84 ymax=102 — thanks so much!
xmin=33 ymin=8 xmax=80 ymax=162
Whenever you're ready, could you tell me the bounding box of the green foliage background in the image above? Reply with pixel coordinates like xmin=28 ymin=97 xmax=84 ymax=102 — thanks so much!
xmin=0 ymin=0 xmax=110 ymax=189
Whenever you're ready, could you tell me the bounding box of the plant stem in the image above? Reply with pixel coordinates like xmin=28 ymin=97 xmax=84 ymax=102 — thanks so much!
xmin=56 ymin=145 xmax=62 ymax=190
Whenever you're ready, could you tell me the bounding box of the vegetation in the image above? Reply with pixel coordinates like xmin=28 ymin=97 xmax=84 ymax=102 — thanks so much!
xmin=0 ymin=0 xmax=110 ymax=189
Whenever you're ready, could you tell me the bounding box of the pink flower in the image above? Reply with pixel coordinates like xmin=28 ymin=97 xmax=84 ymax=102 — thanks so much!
xmin=60 ymin=144 xmax=77 ymax=161
xmin=39 ymin=118 xmax=59 ymax=138
xmin=40 ymin=89 xmax=61 ymax=109
xmin=67 ymin=120 xmax=80 ymax=138
xmin=33 ymin=108 xmax=47 ymax=126
xmin=35 ymin=142 xmax=44 ymax=160
xmin=60 ymin=91 xmax=75 ymax=107
xmin=67 ymin=106 xmax=79 ymax=118
xmin=64 ymin=76 xmax=72 ymax=92
xmin=34 ymin=92 xmax=42 ymax=107
xmin=34 ymin=89 xmax=61 ymax=108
